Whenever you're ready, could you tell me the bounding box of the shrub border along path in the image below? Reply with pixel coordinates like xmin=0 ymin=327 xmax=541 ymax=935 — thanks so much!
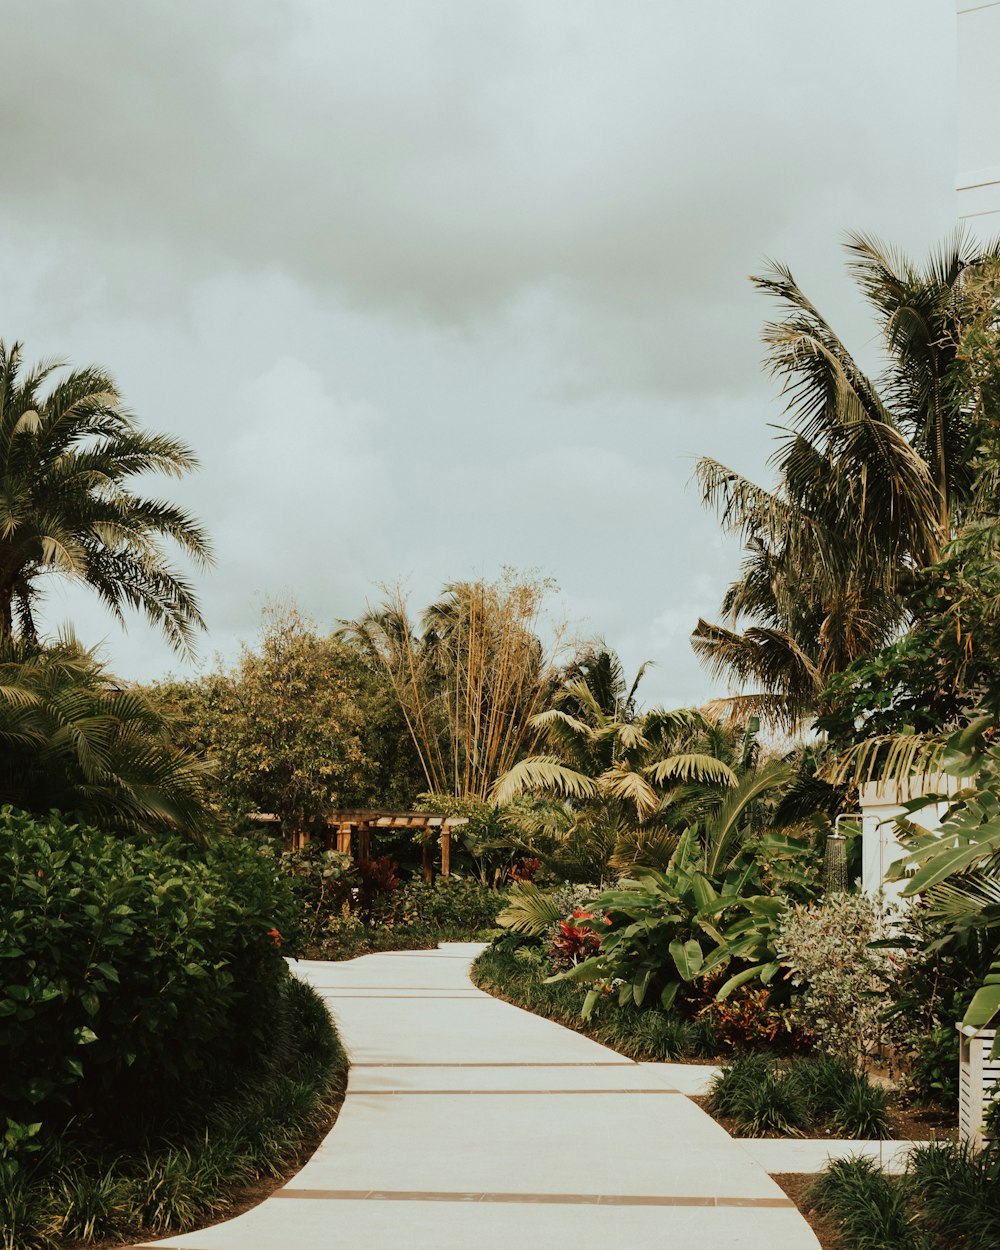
xmin=2 ymin=979 xmax=348 ymax=1250
xmin=127 ymin=945 xmax=822 ymax=1250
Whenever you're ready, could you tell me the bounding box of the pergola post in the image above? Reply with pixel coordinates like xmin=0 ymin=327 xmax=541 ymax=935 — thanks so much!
xmin=440 ymin=829 xmax=451 ymax=879
xmin=358 ymin=824 xmax=371 ymax=863
xmin=421 ymin=838 xmax=434 ymax=885
xmin=336 ymin=821 xmax=353 ymax=856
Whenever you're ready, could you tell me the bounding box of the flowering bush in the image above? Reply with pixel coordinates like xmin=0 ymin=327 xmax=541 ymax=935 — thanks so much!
xmin=776 ymin=892 xmax=907 ymax=1068
xmin=508 ymin=857 xmax=543 ymax=882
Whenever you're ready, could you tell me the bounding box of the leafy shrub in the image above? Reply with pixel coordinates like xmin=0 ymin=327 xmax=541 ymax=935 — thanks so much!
xmin=546 ymin=909 xmax=609 ymax=971
xmin=807 ymin=1157 xmax=921 ymax=1250
xmin=880 ymin=909 xmax=993 ymax=1108
xmin=597 ymin=1011 xmax=715 ymax=1062
xmin=279 ymin=845 xmax=356 ymax=943
xmin=707 ymin=1054 xmax=889 ymax=1138
xmin=777 ymin=892 xmax=905 ymax=1068
xmin=373 ymin=875 xmax=505 ymax=934
xmin=908 ymin=1141 xmax=1000 ymax=1249
xmin=695 ymin=981 xmax=810 ymax=1055
xmin=0 ymin=807 xmax=298 ymax=1147
xmin=0 ymin=974 xmax=347 ymax=1250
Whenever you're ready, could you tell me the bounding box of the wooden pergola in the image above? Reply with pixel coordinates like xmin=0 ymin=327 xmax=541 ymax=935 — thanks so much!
xmin=254 ymin=810 xmax=468 ymax=881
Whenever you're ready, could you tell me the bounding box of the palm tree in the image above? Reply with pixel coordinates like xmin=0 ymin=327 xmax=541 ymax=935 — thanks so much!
xmin=0 ymin=342 xmax=211 ymax=651
xmin=0 ymin=635 xmax=215 ymax=838
xmin=693 ymin=230 xmax=1000 ymax=730
xmin=490 ymin=658 xmax=789 ymax=879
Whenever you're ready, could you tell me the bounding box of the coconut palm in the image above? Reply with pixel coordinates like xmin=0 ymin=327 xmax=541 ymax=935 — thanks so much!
xmin=694 ymin=230 xmax=1000 ymax=730
xmin=0 ymin=341 xmax=211 ymax=651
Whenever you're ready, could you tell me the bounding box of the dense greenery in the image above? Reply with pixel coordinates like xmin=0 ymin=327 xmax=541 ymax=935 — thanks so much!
xmin=0 ymin=809 xmax=300 ymax=1149
xmin=0 ymin=640 xmax=214 ymax=839
xmin=808 ymin=1145 xmax=1000 ymax=1250
xmin=347 ymin=574 xmax=563 ymax=801
xmin=1 ymin=976 xmax=346 ymax=1250
xmin=707 ymin=1053 xmax=890 ymax=1138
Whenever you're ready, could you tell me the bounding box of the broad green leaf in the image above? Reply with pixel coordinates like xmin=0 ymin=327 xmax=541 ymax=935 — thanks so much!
xmin=669 ymin=938 xmax=703 ymax=982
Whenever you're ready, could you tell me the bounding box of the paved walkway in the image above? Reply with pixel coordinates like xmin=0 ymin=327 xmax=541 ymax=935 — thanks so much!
xmin=140 ymin=945 xmax=820 ymax=1250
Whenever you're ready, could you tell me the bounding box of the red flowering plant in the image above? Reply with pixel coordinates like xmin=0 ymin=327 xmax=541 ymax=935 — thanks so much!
xmin=547 ymin=907 xmax=611 ymax=972
xmin=508 ymin=857 xmax=543 ymax=883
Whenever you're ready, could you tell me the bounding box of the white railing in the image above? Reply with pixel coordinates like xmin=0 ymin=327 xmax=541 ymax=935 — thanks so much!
xmin=958 ymin=1025 xmax=999 ymax=1150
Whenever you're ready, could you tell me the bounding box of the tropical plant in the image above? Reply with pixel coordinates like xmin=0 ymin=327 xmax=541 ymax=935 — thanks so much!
xmin=346 ymin=573 xmax=562 ymax=800
xmin=491 ymin=659 xmax=771 ymax=880
xmin=777 ymin=892 xmax=905 ymax=1068
xmin=554 ymin=784 xmax=805 ymax=1019
xmin=0 ymin=340 xmax=211 ymax=651
xmin=693 ymin=231 xmax=1000 ymax=730
xmin=0 ymin=637 xmax=214 ymax=838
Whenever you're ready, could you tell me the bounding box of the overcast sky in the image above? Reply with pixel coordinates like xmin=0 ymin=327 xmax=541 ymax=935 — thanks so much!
xmin=1 ymin=1 xmax=959 ymax=708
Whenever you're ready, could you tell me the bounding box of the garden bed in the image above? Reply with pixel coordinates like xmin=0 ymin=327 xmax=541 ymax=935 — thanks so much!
xmin=1 ymin=978 xmax=348 ymax=1250
xmin=693 ymin=1094 xmax=955 ymax=1143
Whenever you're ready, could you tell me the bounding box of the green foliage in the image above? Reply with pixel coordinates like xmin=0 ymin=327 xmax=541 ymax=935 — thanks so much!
xmin=496 ymin=880 xmax=596 ymax=938
xmin=278 ymin=845 xmax=357 ymax=946
xmin=808 ymin=1143 xmax=1000 ymax=1250
xmin=349 ymin=574 xmax=562 ymax=801
xmin=0 ymin=340 xmax=211 ymax=653
xmin=0 ymin=975 xmax=347 ymax=1250
xmin=0 ymin=639 xmax=215 ymax=840
xmin=146 ymin=603 xmax=426 ymax=831
xmin=554 ymin=822 xmax=820 ymax=1021
xmin=373 ymin=876 xmax=505 ymax=934
xmin=694 ymin=232 xmax=1000 ymax=731
xmin=907 ymin=1141 xmax=1000 ymax=1250
xmin=807 ymin=1157 xmax=923 ymax=1250
xmin=777 ymin=892 xmax=904 ymax=1068
xmin=880 ymin=909 xmax=992 ymax=1107
xmin=0 ymin=808 xmax=298 ymax=1143
xmin=708 ymin=1055 xmax=889 ymax=1139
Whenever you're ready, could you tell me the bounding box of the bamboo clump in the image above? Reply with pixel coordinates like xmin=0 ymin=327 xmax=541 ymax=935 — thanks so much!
xmin=350 ymin=574 xmax=564 ymax=801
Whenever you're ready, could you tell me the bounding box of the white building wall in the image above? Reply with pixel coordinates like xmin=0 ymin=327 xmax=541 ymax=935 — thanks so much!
xmin=858 ymin=776 xmax=958 ymax=901
xmin=958 ymin=1 xmax=1000 ymax=226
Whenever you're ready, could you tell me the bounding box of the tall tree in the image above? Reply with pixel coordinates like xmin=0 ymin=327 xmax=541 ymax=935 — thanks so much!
xmin=347 ymin=573 xmax=562 ymax=801
xmin=0 ymin=341 xmax=211 ymax=651
xmin=693 ymin=230 xmax=1000 ymax=730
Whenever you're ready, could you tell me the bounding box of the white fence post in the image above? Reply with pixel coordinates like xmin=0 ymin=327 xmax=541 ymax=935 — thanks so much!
xmin=957 ymin=1025 xmax=999 ymax=1151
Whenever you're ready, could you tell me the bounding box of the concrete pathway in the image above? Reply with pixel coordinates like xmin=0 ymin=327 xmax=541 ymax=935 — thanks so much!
xmin=138 ymin=944 xmax=820 ymax=1250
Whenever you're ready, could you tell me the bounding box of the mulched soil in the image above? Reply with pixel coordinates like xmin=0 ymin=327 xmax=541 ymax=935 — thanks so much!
xmin=773 ymin=1173 xmax=842 ymax=1250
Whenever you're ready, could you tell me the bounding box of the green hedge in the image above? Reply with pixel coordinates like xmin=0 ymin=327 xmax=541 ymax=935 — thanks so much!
xmin=0 ymin=808 xmax=299 ymax=1148
xmin=372 ymin=876 xmax=505 ymax=932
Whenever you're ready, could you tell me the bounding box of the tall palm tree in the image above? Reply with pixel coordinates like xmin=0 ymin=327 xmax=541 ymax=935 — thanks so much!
xmin=693 ymin=230 xmax=1000 ymax=730
xmin=0 ymin=342 xmax=211 ymax=651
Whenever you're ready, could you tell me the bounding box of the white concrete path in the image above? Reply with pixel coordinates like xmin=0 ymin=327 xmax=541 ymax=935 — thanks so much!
xmin=138 ymin=944 xmax=820 ymax=1250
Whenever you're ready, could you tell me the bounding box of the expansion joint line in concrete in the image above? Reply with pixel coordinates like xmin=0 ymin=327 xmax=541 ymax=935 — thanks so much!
xmin=349 ymin=1088 xmax=683 ymax=1095
xmin=269 ymin=1188 xmax=795 ymax=1209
